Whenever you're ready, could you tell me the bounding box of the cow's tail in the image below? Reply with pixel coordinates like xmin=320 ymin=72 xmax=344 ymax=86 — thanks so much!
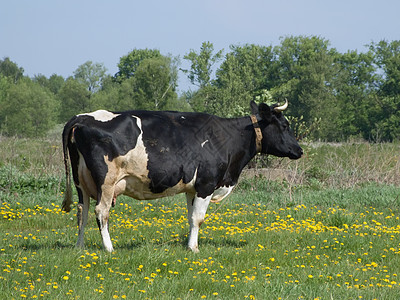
xmin=61 ymin=122 xmax=74 ymax=212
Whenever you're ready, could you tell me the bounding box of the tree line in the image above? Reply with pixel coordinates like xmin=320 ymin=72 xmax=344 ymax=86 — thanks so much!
xmin=0 ymin=36 xmax=399 ymax=141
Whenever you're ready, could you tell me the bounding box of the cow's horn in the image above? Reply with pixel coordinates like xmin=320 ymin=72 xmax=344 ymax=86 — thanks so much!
xmin=274 ymin=99 xmax=288 ymax=112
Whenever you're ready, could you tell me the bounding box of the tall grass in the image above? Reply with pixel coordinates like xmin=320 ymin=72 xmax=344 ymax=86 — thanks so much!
xmin=304 ymin=142 xmax=400 ymax=187
xmin=1 ymin=136 xmax=400 ymax=299
xmin=253 ymin=142 xmax=400 ymax=188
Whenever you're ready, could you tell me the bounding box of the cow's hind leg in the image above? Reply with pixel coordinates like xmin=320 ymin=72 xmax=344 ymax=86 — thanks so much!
xmin=186 ymin=193 xmax=211 ymax=253
xmin=95 ymin=189 xmax=114 ymax=252
xmin=76 ymin=188 xmax=90 ymax=249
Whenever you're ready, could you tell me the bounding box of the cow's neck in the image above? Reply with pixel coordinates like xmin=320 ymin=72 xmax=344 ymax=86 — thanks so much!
xmin=218 ymin=116 xmax=262 ymax=185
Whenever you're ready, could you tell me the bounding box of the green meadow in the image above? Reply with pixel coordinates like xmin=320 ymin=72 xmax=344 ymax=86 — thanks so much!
xmin=1 ymin=137 xmax=400 ymax=299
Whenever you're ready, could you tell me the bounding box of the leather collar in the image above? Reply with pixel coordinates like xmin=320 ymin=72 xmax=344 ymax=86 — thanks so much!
xmin=250 ymin=115 xmax=262 ymax=153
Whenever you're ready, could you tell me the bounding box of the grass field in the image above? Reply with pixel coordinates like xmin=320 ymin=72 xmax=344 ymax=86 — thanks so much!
xmin=1 ymin=136 xmax=400 ymax=299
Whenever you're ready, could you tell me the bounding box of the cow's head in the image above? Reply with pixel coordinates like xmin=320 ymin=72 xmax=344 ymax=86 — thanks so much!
xmin=250 ymin=100 xmax=303 ymax=159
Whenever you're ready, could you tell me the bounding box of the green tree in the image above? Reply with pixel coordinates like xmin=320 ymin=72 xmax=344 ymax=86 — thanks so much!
xmin=369 ymin=40 xmax=400 ymax=141
xmin=47 ymin=74 xmax=65 ymax=95
xmin=32 ymin=74 xmax=48 ymax=88
xmin=115 ymin=49 xmax=162 ymax=82
xmin=0 ymin=57 xmax=24 ymax=83
xmin=184 ymin=85 xmax=221 ymax=114
xmin=217 ymin=44 xmax=277 ymax=91
xmin=111 ymin=49 xmax=181 ymax=111
xmin=93 ymin=57 xmax=182 ymax=112
xmin=91 ymin=76 xmax=146 ymax=112
xmin=212 ymin=44 xmax=276 ymax=116
xmin=0 ymin=78 xmax=58 ymax=137
xmin=74 ymin=61 xmax=107 ymax=93
xmin=332 ymin=50 xmax=378 ymax=140
xmin=131 ymin=57 xmax=178 ymax=110
xmin=370 ymin=40 xmax=400 ymax=96
xmin=90 ymin=75 xmax=121 ymax=111
xmin=58 ymin=78 xmax=91 ymax=122
xmin=0 ymin=76 xmax=12 ymax=126
xmin=33 ymin=73 xmax=65 ymax=95
xmin=272 ymin=36 xmax=337 ymax=139
xmin=182 ymin=41 xmax=223 ymax=88
xmin=372 ymin=96 xmax=400 ymax=141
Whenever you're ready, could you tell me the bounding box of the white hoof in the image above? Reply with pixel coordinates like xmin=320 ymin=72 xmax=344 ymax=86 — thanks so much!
xmin=104 ymin=245 xmax=114 ymax=253
xmin=188 ymin=246 xmax=199 ymax=253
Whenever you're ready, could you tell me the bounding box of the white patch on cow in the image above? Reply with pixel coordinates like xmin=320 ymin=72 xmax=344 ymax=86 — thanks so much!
xmin=201 ymin=140 xmax=209 ymax=147
xmin=95 ymin=198 xmax=114 ymax=252
xmin=100 ymin=224 xmax=114 ymax=252
xmin=103 ymin=116 xmax=151 ymax=199
xmin=186 ymin=193 xmax=211 ymax=253
xmin=78 ymin=110 xmax=120 ymax=122
xmin=211 ymin=185 xmax=234 ymax=202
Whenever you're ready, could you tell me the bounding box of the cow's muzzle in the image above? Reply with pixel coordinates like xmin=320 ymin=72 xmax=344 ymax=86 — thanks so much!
xmin=289 ymin=147 xmax=303 ymax=159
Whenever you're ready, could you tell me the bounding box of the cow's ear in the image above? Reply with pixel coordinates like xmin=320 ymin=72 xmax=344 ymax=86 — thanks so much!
xmin=259 ymin=103 xmax=273 ymax=122
xmin=250 ymin=101 xmax=258 ymax=115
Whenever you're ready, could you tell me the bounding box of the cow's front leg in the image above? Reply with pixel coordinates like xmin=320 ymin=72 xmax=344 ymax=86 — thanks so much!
xmin=95 ymin=189 xmax=114 ymax=252
xmin=186 ymin=193 xmax=211 ymax=253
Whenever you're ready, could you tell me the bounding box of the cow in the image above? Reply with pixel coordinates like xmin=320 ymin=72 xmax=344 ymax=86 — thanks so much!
xmin=61 ymin=100 xmax=303 ymax=253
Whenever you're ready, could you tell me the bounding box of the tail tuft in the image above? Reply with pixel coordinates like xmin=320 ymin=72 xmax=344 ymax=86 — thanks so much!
xmin=61 ymin=177 xmax=73 ymax=212
xmin=61 ymin=120 xmax=74 ymax=213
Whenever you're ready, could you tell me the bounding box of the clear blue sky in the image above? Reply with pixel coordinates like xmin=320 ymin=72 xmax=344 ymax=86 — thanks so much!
xmin=1 ymin=0 xmax=399 ymax=92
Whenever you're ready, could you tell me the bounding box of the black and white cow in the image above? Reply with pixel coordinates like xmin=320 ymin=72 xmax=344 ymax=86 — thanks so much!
xmin=61 ymin=101 xmax=302 ymax=252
